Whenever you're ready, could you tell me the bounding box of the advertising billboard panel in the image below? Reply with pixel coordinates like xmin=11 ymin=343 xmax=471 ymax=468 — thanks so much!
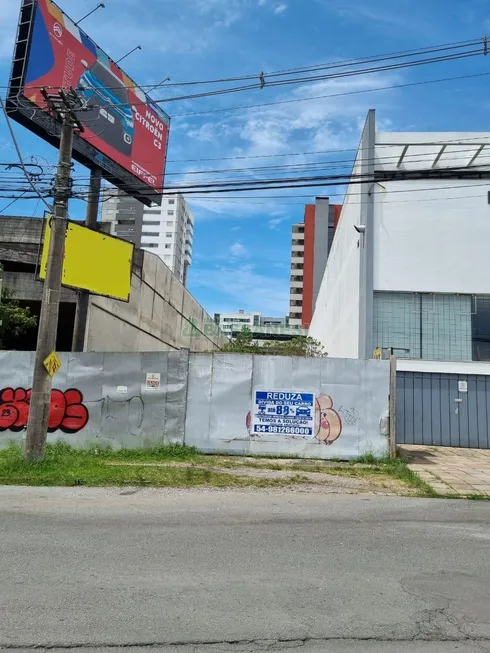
xmin=40 ymin=218 xmax=134 ymax=301
xmin=7 ymin=0 xmax=170 ymax=206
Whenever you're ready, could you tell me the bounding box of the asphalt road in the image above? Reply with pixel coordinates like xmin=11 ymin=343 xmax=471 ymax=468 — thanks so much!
xmin=0 ymin=486 xmax=489 ymax=653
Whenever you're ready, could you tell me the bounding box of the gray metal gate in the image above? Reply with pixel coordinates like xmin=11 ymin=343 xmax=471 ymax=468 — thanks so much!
xmin=397 ymin=371 xmax=490 ymax=449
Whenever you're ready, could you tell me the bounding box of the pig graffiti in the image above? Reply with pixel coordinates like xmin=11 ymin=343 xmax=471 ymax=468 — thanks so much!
xmin=0 ymin=388 xmax=89 ymax=434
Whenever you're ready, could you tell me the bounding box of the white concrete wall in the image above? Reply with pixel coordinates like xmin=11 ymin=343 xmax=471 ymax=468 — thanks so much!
xmin=309 ymin=158 xmax=362 ymax=358
xmin=374 ymin=132 xmax=490 ymax=293
xmin=374 ymin=179 xmax=490 ymax=293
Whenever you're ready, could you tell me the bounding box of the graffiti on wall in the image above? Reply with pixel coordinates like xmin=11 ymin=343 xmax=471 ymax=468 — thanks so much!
xmin=246 ymin=394 xmax=343 ymax=446
xmin=0 ymin=388 xmax=89 ymax=433
xmin=315 ymin=395 xmax=342 ymax=445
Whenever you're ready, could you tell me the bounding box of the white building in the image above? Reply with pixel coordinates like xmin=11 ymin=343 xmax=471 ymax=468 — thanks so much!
xmin=214 ymin=310 xmax=262 ymax=337
xmin=309 ymin=110 xmax=490 ymax=362
xmin=101 ymin=190 xmax=194 ymax=286
xmin=214 ymin=311 xmax=307 ymax=343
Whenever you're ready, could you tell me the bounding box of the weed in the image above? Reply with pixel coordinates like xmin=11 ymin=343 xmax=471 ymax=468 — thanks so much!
xmin=0 ymin=442 xmax=448 ymax=497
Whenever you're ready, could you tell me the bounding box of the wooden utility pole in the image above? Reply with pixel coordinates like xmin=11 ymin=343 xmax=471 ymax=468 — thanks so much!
xmin=72 ymin=167 xmax=102 ymax=352
xmin=24 ymin=90 xmax=83 ymax=462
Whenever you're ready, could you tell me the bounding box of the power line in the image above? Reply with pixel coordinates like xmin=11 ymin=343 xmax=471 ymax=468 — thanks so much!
xmin=2 ymin=37 xmax=481 ymax=93
xmin=3 ymin=182 xmax=490 ymax=209
xmin=67 ymin=146 xmax=490 ymax=182
xmin=165 ymin=135 xmax=490 ymax=164
xmin=97 ymin=49 xmax=487 ymax=108
xmin=59 ymin=145 xmax=490 ymax=187
xmin=184 ymin=181 xmax=490 ymax=202
xmin=19 ymin=45 xmax=483 ymax=113
xmin=83 ymin=167 xmax=490 ymax=197
xmin=0 ymin=97 xmax=52 ymax=213
xmin=171 ymin=71 xmax=490 ymax=118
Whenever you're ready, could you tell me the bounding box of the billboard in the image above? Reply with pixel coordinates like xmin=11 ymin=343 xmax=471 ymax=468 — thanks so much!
xmin=7 ymin=0 xmax=170 ymax=206
xmin=40 ymin=218 xmax=134 ymax=301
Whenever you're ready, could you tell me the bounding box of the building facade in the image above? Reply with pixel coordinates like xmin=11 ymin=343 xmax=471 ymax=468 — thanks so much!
xmin=101 ymin=190 xmax=194 ymax=286
xmin=214 ymin=310 xmax=262 ymax=337
xmin=309 ymin=110 xmax=490 ymax=362
xmin=289 ymin=198 xmax=341 ymax=328
xmin=213 ymin=311 xmax=306 ymax=343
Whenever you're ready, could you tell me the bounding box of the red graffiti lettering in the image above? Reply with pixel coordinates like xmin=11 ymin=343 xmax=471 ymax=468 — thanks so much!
xmin=0 ymin=388 xmax=89 ymax=434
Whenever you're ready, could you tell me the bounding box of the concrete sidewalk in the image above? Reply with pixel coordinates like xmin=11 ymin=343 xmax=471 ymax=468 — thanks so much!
xmin=400 ymin=445 xmax=490 ymax=497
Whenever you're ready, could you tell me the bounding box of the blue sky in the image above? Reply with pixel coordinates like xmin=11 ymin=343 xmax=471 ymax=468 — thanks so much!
xmin=1 ymin=0 xmax=490 ymax=317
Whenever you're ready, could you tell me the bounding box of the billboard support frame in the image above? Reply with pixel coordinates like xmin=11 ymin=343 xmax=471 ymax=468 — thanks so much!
xmin=71 ymin=166 xmax=102 ymax=352
xmin=7 ymin=0 xmax=170 ymax=207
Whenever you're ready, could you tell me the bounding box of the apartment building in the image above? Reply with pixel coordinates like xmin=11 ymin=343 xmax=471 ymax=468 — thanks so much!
xmin=290 ymin=198 xmax=342 ymax=328
xmin=214 ymin=310 xmax=306 ymax=344
xmin=101 ymin=190 xmax=194 ymax=285
xmin=213 ymin=310 xmax=262 ymax=337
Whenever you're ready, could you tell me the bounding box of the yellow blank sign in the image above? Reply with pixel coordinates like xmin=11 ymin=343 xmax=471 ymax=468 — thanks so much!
xmin=40 ymin=218 xmax=133 ymax=301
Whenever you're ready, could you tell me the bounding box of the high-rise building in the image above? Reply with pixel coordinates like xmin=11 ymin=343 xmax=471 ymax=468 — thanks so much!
xmin=289 ymin=198 xmax=342 ymax=328
xmin=101 ymin=190 xmax=194 ymax=285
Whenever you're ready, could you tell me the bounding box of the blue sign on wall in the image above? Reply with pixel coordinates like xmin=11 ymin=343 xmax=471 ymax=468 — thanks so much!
xmin=252 ymin=390 xmax=315 ymax=437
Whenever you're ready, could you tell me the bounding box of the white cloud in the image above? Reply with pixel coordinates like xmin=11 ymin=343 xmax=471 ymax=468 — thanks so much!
xmin=268 ymin=217 xmax=287 ymax=229
xmin=230 ymin=242 xmax=248 ymax=257
xmin=316 ymin=0 xmax=436 ymax=38
xmin=193 ymin=263 xmax=289 ymax=314
xmin=274 ymin=3 xmax=287 ymax=14
xmin=182 ymin=69 xmax=403 ymax=220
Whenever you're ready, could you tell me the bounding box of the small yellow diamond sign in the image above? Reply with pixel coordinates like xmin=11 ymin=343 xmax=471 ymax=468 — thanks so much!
xmin=373 ymin=347 xmax=383 ymax=360
xmin=43 ymin=351 xmax=62 ymax=377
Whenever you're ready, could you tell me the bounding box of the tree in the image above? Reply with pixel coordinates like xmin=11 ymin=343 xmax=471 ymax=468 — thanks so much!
xmin=220 ymin=326 xmax=327 ymax=357
xmin=0 ymin=287 xmax=38 ymax=350
xmin=261 ymin=336 xmax=327 ymax=357
xmin=220 ymin=326 xmax=257 ymax=354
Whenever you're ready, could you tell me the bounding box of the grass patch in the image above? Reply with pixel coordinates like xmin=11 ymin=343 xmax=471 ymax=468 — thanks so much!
xmin=194 ymin=455 xmax=439 ymax=497
xmin=379 ymin=457 xmax=439 ymax=497
xmin=0 ymin=442 xmax=290 ymax=489
xmin=0 ymin=442 xmax=459 ymax=498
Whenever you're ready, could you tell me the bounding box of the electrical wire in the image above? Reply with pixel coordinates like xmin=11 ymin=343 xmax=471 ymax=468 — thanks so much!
xmin=17 ymin=45 xmax=485 ymax=113
xmin=0 ymin=190 xmax=29 ymax=214
xmin=6 ymin=69 xmax=490 ymax=137
xmin=57 ymin=145 xmax=490 ymax=188
xmin=171 ymin=70 xmax=490 ymax=118
xmin=166 ymin=136 xmax=490 ymax=165
xmin=2 ymin=145 xmax=490 ymax=199
xmin=66 ymin=146 xmax=490 ymax=182
xmin=2 ymin=37 xmax=482 ymax=93
xmin=78 ymin=166 xmax=490 ymax=198
xmin=0 ymin=97 xmax=52 ymax=212
xmin=93 ymin=49 xmax=488 ymax=109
